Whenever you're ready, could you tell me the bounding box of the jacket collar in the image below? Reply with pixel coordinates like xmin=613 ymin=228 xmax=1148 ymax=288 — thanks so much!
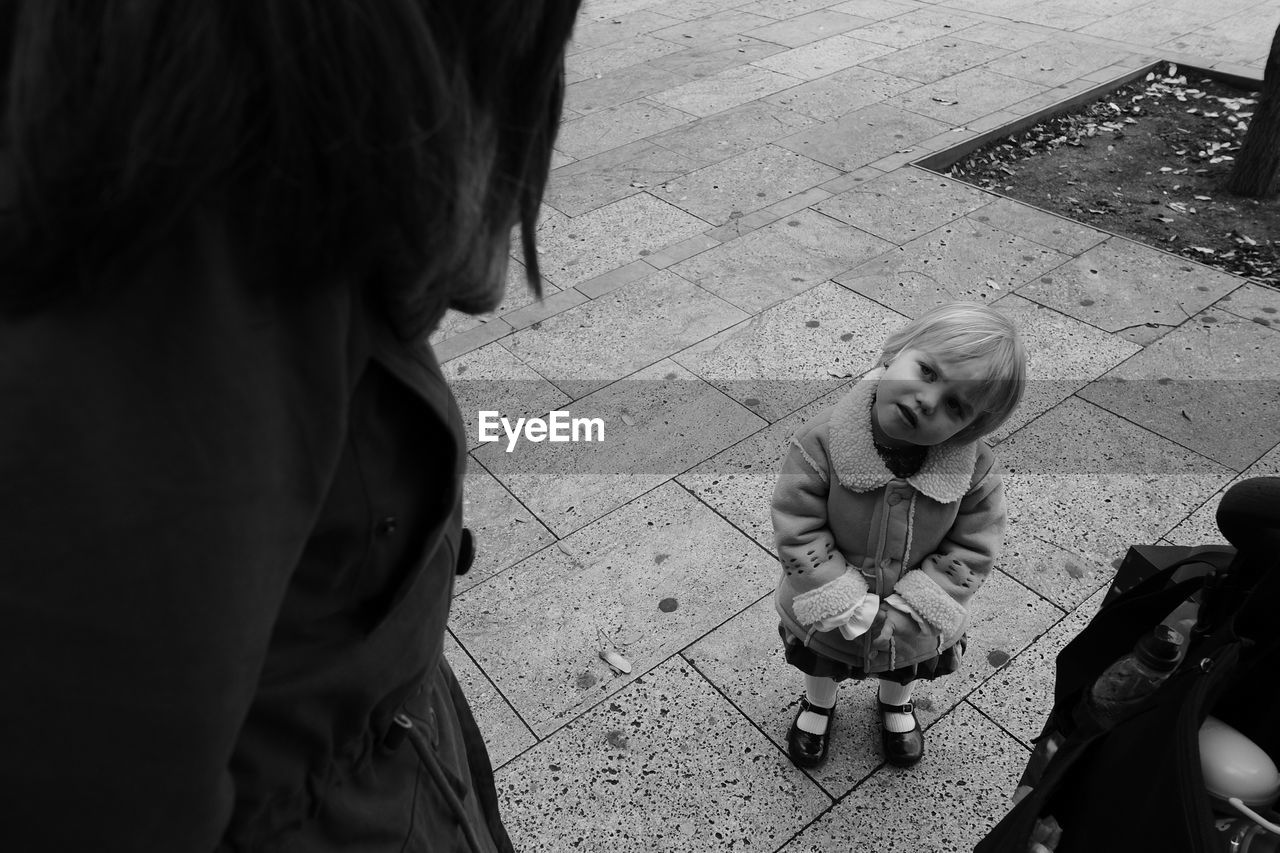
xmin=827 ymin=369 xmax=976 ymax=503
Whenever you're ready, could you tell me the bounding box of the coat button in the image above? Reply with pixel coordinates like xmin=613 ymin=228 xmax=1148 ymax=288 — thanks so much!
xmin=377 ymin=516 xmax=398 ymax=536
xmin=887 ymin=493 xmax=902 ymax=506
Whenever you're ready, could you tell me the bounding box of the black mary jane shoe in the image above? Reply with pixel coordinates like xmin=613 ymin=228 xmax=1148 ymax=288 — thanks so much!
xmin=787 ymin=697 xmax=836 ymax=768
xmin=879 ymin=700 xmax=924 ymax=767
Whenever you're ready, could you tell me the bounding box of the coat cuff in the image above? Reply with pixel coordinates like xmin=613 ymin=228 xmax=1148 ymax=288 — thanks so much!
xmin=893 ymin=570 xmax=966 ymax=635
xmin=792 ymin=568 xmax=870 ymax=627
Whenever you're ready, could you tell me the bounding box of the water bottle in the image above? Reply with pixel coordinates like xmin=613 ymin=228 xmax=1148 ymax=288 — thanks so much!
xmin=1076 ymin=625 xmax=1185 ymax=730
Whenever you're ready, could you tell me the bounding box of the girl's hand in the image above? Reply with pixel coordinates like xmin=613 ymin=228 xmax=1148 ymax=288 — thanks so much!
xmin=870 ymin=608 xmax=914 ymax=652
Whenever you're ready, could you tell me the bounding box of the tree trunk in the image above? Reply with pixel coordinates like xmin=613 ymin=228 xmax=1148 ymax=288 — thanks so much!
xmin=1225 ymin=22 xmax=1280 ymax=197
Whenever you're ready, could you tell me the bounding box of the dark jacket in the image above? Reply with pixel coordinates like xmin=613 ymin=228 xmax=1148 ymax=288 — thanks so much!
xmin=0 ymin=222 xmax=507 ymax=851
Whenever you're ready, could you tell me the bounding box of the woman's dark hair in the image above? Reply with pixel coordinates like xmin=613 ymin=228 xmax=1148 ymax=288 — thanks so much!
xmin=0 ymin=1 xmax=581 ymax=331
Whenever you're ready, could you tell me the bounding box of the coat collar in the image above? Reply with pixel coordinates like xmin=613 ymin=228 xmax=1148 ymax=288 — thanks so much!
xmin=827 ymin=369 xmax=976 ymax=503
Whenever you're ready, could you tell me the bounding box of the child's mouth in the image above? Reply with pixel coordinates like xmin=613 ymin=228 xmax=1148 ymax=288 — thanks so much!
xmin=896 ymin=402 xmax=917 ymax=428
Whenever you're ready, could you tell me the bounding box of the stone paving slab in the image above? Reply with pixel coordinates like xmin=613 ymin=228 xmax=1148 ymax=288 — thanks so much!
xmin=829 ymin=0 xmax=924 ymax=19
xmin=472 ymin=359 xmax=765 ymax=537
xmin=660 ymin=144 xmax=841 ymax=226
xmin=942 ymin=19 xmax=1055 ymax=51
xmin=545 ymin=140 xmax=700 ymax=217
xmin=443 ymin=342 xmax=571 ymax=453
xmin=569 ymin=8 xmax=685 ymax=52
xmin=776 ymin=102 xmax=952 ymax=172
xmin=669 ymin=208 xmax=893 ymax=312
xmin=457 ymin=462 xmax=558 ymax=595
xmin=650 ymin=8 xmax=779 ymax=47
xmin=1164 ymin=444 xmax=1280 ymax=546
xmin=813 ymin=167 xmax=991 ymax=243
xmin=650 ymin=63 xmax=803 ymax=117
xmin=564 ymin=34 xmax=689 ymax=84
xmin=449 ymin=481 xmax=779 ymax=736
xmin=861 ymin=34 xmax=1014 ymax=84
xmin=555 ymin=100 xmax=697 ymax=161
xmin=887 ymin=67 xmax=1049 ymax=125
xmin=1077 ymin=6 xmax=1220 ymax=48
xmin=444 ymin=633 xmax=536 ymax=770
xmin=836 ymin=216 xmax=1072 ymax=317
xmin=763 ymin=64 xmax=919 ymax=121
xmin=677 ymin=386 xmax=850 ymax=554
xmin=846 ymin=6 xmax=983 ymax=49
xmin=430 ymin=260 xmax=558 ymax=345
xmin=1077 ymin=306 xmax=1280 ymax=472
xmin=648 ymin=100 xmax=820 ymax=169
xmin=672 ymin=282 xmax=907 ymax=421
xmin=1016 ymin=238 xmax=1247 ymax=345
xmin=967 ymin=196 xmax=1109 ymax=257
xmin=986 ymin=293 xmax=1142 ymax=444
xmin=751 ymin=33 xmax=899 ymax=79
xmin=968 ymin=586 xmax=1108 ymax=747
xmin=500 ymin=267 xmax=747 ymax=397
xmin=981 ymin=37 xmax=1129 ymax=88
xmin=745 ymin=9 xmax=874 ymax=47
xmin=1010 ymin=2 xmax=1107 ymax=32
xmin=910 ymin=568 xmax=1063 ymax=726
xmin=646 ymin=33 xmax=788 ymax=77
xmin=776 ymin=702 xmax=1029 ymax=853
xmin=1216 ymin=281 xmax=1280 ymax=328
xmin=997 ymin=396 xmax=1235 ymax=563
xmin=495 ymin=656 xmax=831 ymax=853
xmin=532 ymin=193 xmax=710 ymax=288
xmin=565 ymin=61 xmax=689 ymax=116
xmin=996 ymin=525 xmax=1114 ymax=615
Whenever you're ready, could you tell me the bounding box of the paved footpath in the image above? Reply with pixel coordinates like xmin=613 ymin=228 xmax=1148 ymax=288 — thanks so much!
xmin=432 ymin=1 xmax=1280 ymax=850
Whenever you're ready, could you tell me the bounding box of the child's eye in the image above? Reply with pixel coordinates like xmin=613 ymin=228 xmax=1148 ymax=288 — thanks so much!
xmin=918 ymin=362 xmax=935 ymax=380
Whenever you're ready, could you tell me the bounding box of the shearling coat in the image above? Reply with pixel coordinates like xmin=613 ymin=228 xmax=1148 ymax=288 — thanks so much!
xmin=773 ymin=373 xmax=1007 ymax=673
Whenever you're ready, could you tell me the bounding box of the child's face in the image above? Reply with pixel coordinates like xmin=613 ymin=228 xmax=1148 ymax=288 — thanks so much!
xmin=872 ymin=348 xmax=985 ymax=448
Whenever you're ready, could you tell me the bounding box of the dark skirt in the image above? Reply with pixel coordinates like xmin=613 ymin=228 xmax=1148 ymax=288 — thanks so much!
xmin=779 ymin=623 xmax=965 ymax=686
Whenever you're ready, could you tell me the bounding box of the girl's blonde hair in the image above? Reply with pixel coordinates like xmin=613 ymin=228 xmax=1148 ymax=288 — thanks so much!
xmin=879 ymin=302 xmax=1027 ymax=443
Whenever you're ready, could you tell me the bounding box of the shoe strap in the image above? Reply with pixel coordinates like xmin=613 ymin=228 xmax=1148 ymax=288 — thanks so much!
xmin=878 ymin=700 xmax=915 ymax=715
xmin=800 ymin=697 xmax=836 ymax=716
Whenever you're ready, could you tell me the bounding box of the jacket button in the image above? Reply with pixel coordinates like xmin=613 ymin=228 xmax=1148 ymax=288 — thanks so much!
xmin=377 ymin=516 xmax=398 ymax=536
xmin=887 ymin=493 xmax=902 ymax=506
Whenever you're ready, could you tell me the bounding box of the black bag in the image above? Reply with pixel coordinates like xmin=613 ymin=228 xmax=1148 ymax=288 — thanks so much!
xmin=976 ymin=477 xmax=1280 ymax=852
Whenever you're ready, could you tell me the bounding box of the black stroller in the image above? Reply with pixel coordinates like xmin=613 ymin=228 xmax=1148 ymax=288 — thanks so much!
xmin=976 ymin=477 xmax=1280 ymax=852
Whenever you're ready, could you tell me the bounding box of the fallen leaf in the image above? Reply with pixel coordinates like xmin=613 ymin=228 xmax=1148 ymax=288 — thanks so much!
xmin=985 ymin=278 xmax=1002 ymax=289
xmin=931 ymin=97 xmax=958 ymax=105
xmin=1189 ymin=246 xmax=1215 ymax=254
xmin=1181 ymin=409 xmax=1192 ymax=421
xmin=599 ymin=648 xmax=632 ymax=674
xmin=620 ymin=413 xmax=636 ymax=426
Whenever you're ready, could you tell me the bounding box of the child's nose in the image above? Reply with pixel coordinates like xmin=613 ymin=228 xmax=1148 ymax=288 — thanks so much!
xmin=916 ymin=387 xmax=940 ymax=414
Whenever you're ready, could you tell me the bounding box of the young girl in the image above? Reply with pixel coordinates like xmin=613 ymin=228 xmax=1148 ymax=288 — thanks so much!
xmin=772 ymin=302 xmax=1026 ymax=768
